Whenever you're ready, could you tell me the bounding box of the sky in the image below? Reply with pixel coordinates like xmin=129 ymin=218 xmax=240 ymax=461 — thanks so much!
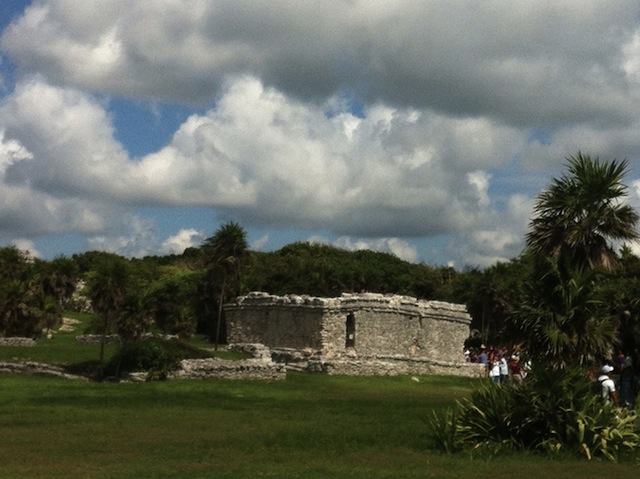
xmin=1 ymin=1 xmax=640 ymax=268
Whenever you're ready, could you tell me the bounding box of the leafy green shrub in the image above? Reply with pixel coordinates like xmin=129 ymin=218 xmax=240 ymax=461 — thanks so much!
xmin=106 ymin=337 xmax=212 ymax=380
xmin=428 ymin=365 xmax=640 ymax=461
xmin=427 ymin=408 xmax=460 ymax=454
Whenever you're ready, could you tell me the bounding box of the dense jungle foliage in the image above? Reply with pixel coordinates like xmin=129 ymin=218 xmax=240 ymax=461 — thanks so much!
xmin=0 ymin=240 xmax=463 ymax=340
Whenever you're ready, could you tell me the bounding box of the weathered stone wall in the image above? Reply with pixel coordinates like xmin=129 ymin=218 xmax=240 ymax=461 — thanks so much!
xmin=307 ymin=357 xmax=485 ymax=377
xmin=422 ymin=312 xmax=470 ymax=363
xmin=226 ymin=293 xmax=326 ymax=349
xmin=170 ymin=358 xmax=286 ymax=381
xmin=225 ymin=292 xmax=473 ymax=376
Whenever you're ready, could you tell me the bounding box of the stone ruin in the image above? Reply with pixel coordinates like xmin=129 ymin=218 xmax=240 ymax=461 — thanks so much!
xmin=225 ymin=292 xmax=485 ymax=377
xmin=0 ymin=293 xmax=484 ymax=381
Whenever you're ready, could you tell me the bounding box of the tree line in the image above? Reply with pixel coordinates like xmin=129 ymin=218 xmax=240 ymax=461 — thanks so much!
xmin=0 ymin=231 xmax=460 ymax=342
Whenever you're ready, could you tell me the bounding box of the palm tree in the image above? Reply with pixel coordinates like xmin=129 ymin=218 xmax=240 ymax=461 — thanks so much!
xmin=116 ymin=290 xmax=154 ymax=341
xmin=39 ymin=256 xmax=79 ymax=306
xmin=203 ymin=222 xmax=249 ymax=349
xmin=86 ymin=255 xmax=130 ymax=379
xmin=516 ymin=261 xmax=616 ymax=368
xmin=0 ymin=279 xmax=31 ymax=337
xmin=526 ymin=152 xmax=639 ymax=272
xmin=519 ymin=153 xmax=640 ymax=368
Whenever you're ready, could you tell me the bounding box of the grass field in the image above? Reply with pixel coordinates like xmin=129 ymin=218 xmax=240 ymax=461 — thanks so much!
xmin=0 ymin=314 xmax=638 ymax=478
xmin=0 ymin=312 xmax=245 ymax=370
xmin=0 ymin=312 xmax=118 ymax=369
xmin=0 ymin=373 xmax=638 ymax=479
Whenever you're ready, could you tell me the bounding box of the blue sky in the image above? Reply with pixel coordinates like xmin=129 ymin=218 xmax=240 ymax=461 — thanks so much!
xmin=1 ymin=1 xmax=640 ymax=268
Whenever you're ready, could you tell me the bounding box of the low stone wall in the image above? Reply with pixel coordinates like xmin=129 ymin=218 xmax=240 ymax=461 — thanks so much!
xmin=1 ymin=343 xmax=484 ymax=381
xmin=227 ymin=342 xmax=273 ymax=360
xmin=307 ymin=356 xmax=486 ymax=377
xmin=75 ymin=333 xmax=179 ymax=345
xmin=0 ymin=340 xmax=285 ymax=382
xmin=75 ymin=334 xmax=122 ymax=345
xmin=233 ymin=343 xmax=485 ymax=377
xmin=0 ymin=358 xmax=286 ymax=382
xmin=0 ymin=361 xmax=87 ymax=380
xmin=0 ymin=337 xmax=36 ymax=347
xmin=169 ymin=358 xmax=286 ymax=381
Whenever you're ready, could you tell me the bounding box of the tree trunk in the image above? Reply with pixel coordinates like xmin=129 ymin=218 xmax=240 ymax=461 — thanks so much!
xmin=213 ymin=275 xmax=227 ymax=351
xmin=98 ymin=312 xmax=109 ymax=380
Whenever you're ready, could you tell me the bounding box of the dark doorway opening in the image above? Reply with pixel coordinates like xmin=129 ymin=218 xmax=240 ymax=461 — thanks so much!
xmin=345 ymin=313 xmax=356 ymax=348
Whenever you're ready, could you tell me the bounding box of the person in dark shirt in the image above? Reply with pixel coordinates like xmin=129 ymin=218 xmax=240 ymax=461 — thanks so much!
xmin=618 ymin=363 xmax=639 ymax=409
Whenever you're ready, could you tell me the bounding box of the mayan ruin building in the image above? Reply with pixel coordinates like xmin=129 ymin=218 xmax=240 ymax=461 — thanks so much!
xmin=225 ymin=292 xmax=483 ymax=377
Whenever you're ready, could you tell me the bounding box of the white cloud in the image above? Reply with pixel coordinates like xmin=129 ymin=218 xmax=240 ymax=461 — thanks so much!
xmin=1 ymin=1 xmax=640 ymax=267
xmin=128 ymin=77 xmax=525 ymax=240
xmin=1 ymin=77 xmax=132 ymax=199
xmin=4 ymin=74 xmax=519 ymax=242
xmin=87 ymin=215 xmax=157 ymax=258
xmin=0 ymin=123 xmax=112 ymax=241
xmin=11 ymin=238 xmax=41 ymax=259
xmin=0 ymin=73 xmax=575 ymax=264
xmin=310 ymin=235 xmax=418 ymax=263
xmin=444 ymin=193 xmax=535 ymax=268
xmin=161 ymin=228 xmax=204 ymax=255
xmin=251 ymin=234 xmax=270 ymax=251
xmin=3 ymin=1 xmax=638 ymax=125
xmin=0 ymin=129 xmax=32 ymax=174
xmin=622 ymin=31 xmax=640 ymax=83
xmin=467 ymin=171 xmax=491 ymax=208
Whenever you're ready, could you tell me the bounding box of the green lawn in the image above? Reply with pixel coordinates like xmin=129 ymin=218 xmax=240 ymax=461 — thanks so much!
xmin=0 ymin=312 xmax=117 ymax=367
xmin=0 ymin=373 xmax=638 ymax=479
xmin=0 ymin=314 xmax=638 ymax=477
xmin=0 ymin=313 xmax=232 ymax=368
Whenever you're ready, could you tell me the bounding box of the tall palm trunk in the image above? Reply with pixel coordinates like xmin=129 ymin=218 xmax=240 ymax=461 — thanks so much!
xmin=213 ymin=274 xmax=227 ymax=351
xmin=98 ymin=311 xmax=110 ymax=380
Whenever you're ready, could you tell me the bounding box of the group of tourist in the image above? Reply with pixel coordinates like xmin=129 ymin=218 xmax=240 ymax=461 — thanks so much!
xmin=464 ymin=345 xmax=640 ymax=409
xmin=465 ymin=345 xmax=527 ymax=384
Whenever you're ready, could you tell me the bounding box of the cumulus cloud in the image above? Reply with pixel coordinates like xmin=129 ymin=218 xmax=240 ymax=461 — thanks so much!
xmin=250 ymin=234 xmax=270 ymax=251
xmin=0 ymin=125 xmax=112 ymax=241
xmin=1 ymin=77 xmax=131 ymax=199
xmin=3 ymin=1 xmax=639 ymax=125
xmin=309 ymin=235 xmax=418 ymax=263
xmin=12 ymin=238 xmax=41 ymax=259
xmin=444 ymin=193 xmax=535 ymax=268
xmin=130 ymin=77 xmax=526 ymax=239
xmin=86 ymin=215 xmax=157 ymax=258
xmin=0 ymin=1 xmax=639 ymax=266
xmin=161 ymin=228 xmax=204 ymax=255
xmin=0 ymin=75 xmax=525 ymax=239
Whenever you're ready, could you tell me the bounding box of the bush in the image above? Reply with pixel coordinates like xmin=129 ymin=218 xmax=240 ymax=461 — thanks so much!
xmin=106 ymin=337 xmax=212 ymax=380
xmin=428 ymin=365 xmax=640 ymax=461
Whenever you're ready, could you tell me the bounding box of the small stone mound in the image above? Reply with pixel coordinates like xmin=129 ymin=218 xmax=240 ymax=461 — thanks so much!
xmin=58 ymin=317 xmax=81 ymax=332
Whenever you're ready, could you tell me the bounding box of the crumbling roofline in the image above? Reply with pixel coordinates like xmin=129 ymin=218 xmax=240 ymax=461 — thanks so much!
xmin=225 ymin=291 xmax=471 ymax=325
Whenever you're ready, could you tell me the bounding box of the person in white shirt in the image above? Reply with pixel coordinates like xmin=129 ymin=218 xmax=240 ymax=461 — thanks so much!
xmin=489 ymin=359 xmax=500 ymax=384
xmin=499 ymin=355 xmax=509 ymax=384
xmin=598 ymin=365 xmax=619 ymax=406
